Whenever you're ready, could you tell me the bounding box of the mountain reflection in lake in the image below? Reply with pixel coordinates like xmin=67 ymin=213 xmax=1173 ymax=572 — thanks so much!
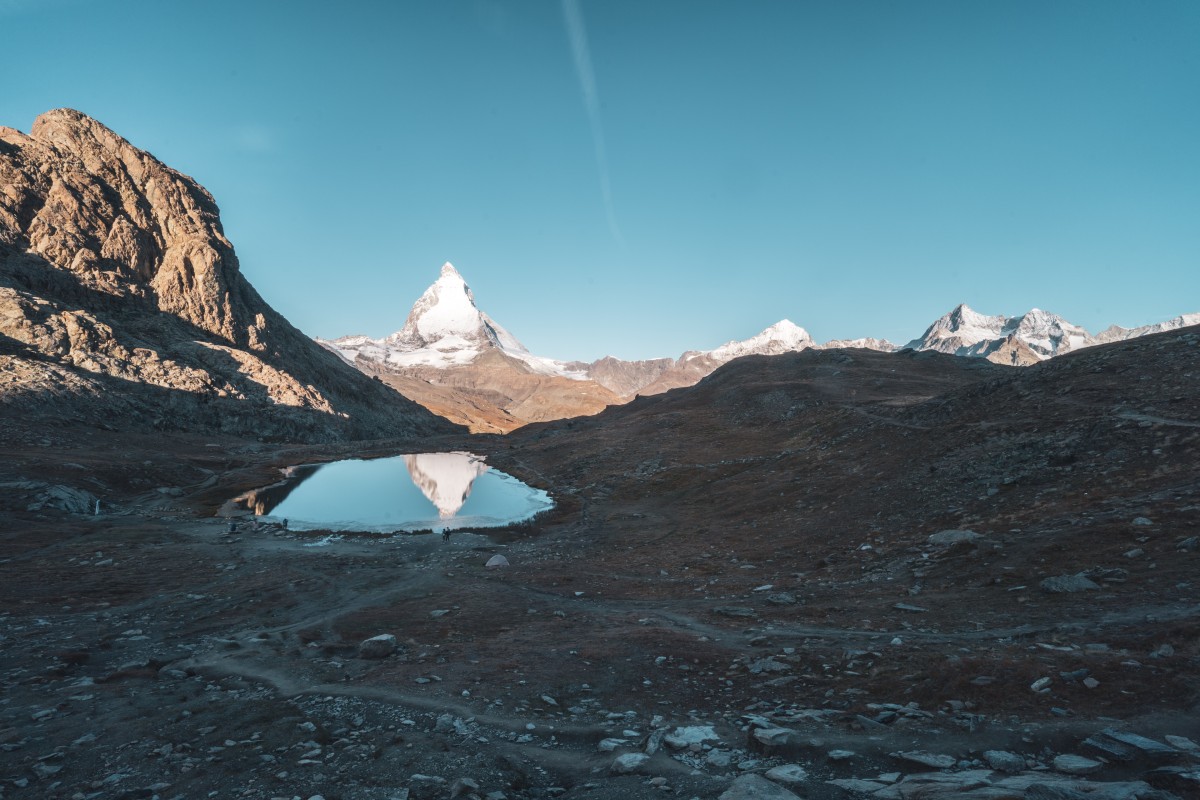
xmin=230 ymin=452 xmax=552 ymax=533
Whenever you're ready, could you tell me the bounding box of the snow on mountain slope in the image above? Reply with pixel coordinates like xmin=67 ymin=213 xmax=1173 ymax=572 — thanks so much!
xmin=699 ymin=320 xmax=815 ymax=364
xmin=819 ymin=337 xmax=898 ymax=352
xmin=906 ymin=304 xmax=1096 ymax=361
xmin=321 ymin=263 xmax=587 ymax=379
xmin=905 ymin=304 xmax=1009 ymax=356
xmin=1094 ymin=313 xmax=1200 ymax=344
xmin=1003 ymin=308 xmax=1093 ymax=358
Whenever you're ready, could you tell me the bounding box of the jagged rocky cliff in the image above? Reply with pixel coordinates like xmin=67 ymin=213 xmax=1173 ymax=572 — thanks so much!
xmin=0 ymin=109 xmax=457 ymax=441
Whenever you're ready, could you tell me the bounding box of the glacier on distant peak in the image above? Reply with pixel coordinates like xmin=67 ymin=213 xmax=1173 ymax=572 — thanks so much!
xmin=907 ymin=304 xmax=1093 ymax=361
xmin=702 ymin=319 xmax=815 ymax=364
xmin=387 ymin=261 xmax=487 ymax=347
xmin=1094 ymin=312 xmax=1200 ymax=344
xmin=320 ymin=262 xmax=588 ymax=378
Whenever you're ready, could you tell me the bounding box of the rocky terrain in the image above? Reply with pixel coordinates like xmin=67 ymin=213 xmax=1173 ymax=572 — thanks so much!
xmin=2 ymin=321 xmax=1197 ymax=800
xmin=0 ymin=109 xmax=454 ymax=442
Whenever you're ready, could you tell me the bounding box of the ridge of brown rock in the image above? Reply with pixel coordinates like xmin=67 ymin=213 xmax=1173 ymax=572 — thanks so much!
xmin=0 ymin=109 xmax=458 ymax=441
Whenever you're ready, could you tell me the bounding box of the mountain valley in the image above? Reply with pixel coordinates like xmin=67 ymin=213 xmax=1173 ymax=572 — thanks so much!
xmin=1 ymin=110 xmax=1198 ymax=800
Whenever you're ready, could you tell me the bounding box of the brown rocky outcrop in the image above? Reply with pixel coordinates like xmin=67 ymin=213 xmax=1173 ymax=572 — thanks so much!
xmin=0 ymin=109 xmax=457 ymax=441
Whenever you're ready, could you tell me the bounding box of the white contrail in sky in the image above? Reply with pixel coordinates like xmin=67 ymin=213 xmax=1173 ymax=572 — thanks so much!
xmin=562 ymin=0 xmax=624 ymax=245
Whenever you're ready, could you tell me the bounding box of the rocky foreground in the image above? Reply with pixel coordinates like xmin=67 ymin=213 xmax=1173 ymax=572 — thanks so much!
xmin=2 ymin=325 xmax=1198 ymax=799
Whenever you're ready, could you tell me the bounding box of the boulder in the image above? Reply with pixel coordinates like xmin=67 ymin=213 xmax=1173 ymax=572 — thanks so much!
xmin=27 ymin=485 xmax=98 ymax=514
xmin=358 ymin=634 xmax=397 ymax=659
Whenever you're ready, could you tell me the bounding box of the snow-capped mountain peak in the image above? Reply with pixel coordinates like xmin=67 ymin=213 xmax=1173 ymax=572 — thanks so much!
xmin=1003 ymin=308 xmax=1093 ymax=357
xmin=703 ymin=319 xmax=815 ymax=364
xmin=907 ymin=304 xmax=1096 ymax=361
xmin=387 ymin=261 xmax=491 ymax=348
xmin=323 ymin=263 xmax=587 ymax=378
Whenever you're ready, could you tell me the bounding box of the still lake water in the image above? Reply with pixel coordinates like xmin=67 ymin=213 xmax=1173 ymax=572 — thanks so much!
xmin=232 ymin=452 xmax=552 ymax=533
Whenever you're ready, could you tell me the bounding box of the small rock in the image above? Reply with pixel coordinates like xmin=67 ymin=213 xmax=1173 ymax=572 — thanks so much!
xmin=828 ymin=749 xmax=855 ymax=761
xmin=764 ymin=763 xmax=808 ymax=786
xmin=450 ymin=777 xmax=480 ymax=798
xmin=983 ymin=750 xmax=1026 ymax=773
xmin=1031 ymin=677 xmax=1053 ymax=692
xmin=893 ymin=750 xmax=957 ymax=769
xmin=610 ymin=752 xmax=650 ymax=774
xmin=752 ymin=726 xmax=800 ymax=749
xmin=828 ymin=779 xmax=887 ymax=793
xmin=719 ymin=773 xmax=803 ymax=799
xmin=1097 ymin=728 xmax=1180 ymax=757
xmin=1040 ymin=574 xmax=1100 ymax=593
xmin=664 ymin=725 xmax=720 ymax=750
xmin=927 ymin=529 xmax=980 ymax=546
xmin=597 ymin=738 xmax=626 ymax=752
xmin=893 ymin=602 xmax=928 ymax=612
xmin=1165 ymin=735 xmax=1198 ymax=751
xmin=1053 ymin=754 xmax=1103 ymax=774
xmin=1132 ymin=516 xmax=1153 ymax=526
xmin=747 ymin=658 xmax=789 ymax=675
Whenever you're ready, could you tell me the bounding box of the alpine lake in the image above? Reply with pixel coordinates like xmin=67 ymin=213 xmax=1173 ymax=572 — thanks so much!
xmin=226 ymin=452 xmax=552 ymax=534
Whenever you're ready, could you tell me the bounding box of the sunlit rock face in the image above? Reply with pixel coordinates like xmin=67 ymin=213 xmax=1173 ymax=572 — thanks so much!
xmin=403 ymin=453 xmax=489 ymax=518
xmin=0 ymin=108 xmax=456 ymax=442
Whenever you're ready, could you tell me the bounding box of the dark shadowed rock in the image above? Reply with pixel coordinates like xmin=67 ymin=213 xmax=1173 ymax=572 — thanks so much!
xmin=1040 ymin=574 xmax=1101 ymax=593
xmin=719 ymin=773 xmax=804 ymax=800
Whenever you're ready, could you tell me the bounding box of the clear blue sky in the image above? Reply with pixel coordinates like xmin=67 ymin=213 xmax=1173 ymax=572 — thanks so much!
xmin=3 ymin=0 xmax=1198 ymax=360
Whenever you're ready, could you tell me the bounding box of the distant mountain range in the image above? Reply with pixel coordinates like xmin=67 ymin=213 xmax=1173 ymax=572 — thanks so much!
xmin=321 ymin=263 xmax=1197 ymax=432
xmin=905 ymin=304 xmax=1200 ymax=366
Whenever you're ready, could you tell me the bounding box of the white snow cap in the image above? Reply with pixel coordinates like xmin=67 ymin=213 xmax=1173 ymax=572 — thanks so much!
xmin=318 ymin=262 xmax=590 ymax=378
xmin=906 ymin=303 xmax=1094 ymax=359
xmin=706 ymin=319 xmax=814 ymax=363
